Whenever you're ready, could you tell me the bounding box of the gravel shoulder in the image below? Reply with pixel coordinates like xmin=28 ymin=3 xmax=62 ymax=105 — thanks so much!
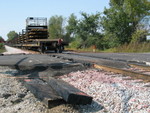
xmin=0 ymin=67 xmax=47 ymax=113
xmin=59 ymin=69 xmax=150 ymax=113
xmin=0 ymin=66 xmax=81 ymax=113
xmin=1 ymin=66 xmax=150 ymax=113
xmin=3 ymin=45 xmax=31 ymax=55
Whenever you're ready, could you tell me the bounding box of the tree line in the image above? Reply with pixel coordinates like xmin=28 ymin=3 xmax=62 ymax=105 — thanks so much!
xmin=0 ymin=36 xmax=5 ymax=49
xmin=0 ymin=36 xmax=5 ymax=43
xmin=7 ymin=0 xmax=150 ymax=50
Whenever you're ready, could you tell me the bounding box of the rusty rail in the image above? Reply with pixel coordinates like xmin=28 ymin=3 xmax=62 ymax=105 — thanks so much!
xmin=93 ymin=64 xmax=150 ymax=82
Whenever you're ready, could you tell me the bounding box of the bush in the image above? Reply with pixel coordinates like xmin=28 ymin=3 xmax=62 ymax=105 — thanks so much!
xmin=131 ymin=29 xmax=147 ymax=43
xmin=69 ymin=40 xmax=81 ymax=49
xmin=69 ymin=36 xmax=83 ymax=49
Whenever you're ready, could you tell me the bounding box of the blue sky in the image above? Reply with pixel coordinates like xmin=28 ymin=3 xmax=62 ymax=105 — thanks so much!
xmin=0 ymin=0 xmax=109 ymax=40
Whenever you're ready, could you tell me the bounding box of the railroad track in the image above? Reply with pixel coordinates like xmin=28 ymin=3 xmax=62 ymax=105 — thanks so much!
xmin=49 ymin=52 xmax=150 ymax=83
xmin=20 ymin=49 xmax=150 ymax=82
xmin=94 ymin=64 xmax=150 ymax=83
xmin=1 ymin=48 xmax=150 ymax=111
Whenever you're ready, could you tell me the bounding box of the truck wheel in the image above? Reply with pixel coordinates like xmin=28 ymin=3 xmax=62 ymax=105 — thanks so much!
xmin=38 ymin=48 xmax=42 ymax=53
xmin=54 ymin=49 xmax=57 ymax=53
xmin=38 ymin=46 xmax=44 ymax=53
xmin=58 ymin=46 xmax=62 ymax=53
xmin=39 ymin=44 xmax=45 ymax=53
xmin=54 ymin=47 xmax=62 ymax=53
xmin=58 ymin=49 xmax=62 ymax=53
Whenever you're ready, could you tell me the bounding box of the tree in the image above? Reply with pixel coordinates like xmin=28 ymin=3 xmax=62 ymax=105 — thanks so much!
xmin=0 ymin=36 xmax=5 ymax=43
xmin=48 ymin=15 xmax=65 ymax=39
xmin=67 ymin=12 xmax=103 ymax=49
xmin=102 ymin=0 xmax=150 ymax=47
xmin=0 ymin=36 xmax=5 ymax=49
xmin=7 ymin=31 xmax=18 ymax=41
xmin=66 ymin=13 xmax=78 ymax=38
xmin=76 ymin=12 xmax=102 ymax=48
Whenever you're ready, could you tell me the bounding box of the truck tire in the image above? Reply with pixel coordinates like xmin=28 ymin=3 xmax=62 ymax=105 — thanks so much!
xmin=58 ymin=49 xmax=62 ymax=53
xmin=58 ymin=46 xmax=62 ymax=53
xmin=38 ymin=44 xmax=45 ymax=53
xmin=54 ymin=46 xmax=62 ymax=53
xmin=54 ymin=49 xmax=58 ymax=53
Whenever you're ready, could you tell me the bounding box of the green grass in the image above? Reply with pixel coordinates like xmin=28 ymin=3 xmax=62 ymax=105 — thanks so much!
xmin=0 ymin=49 xmax=5 ymax=53
xmin=65 ymin=47 xmax=102 ymax=53
xmin=0 ymin=43 xmax=5 ymax=53
xmin=66 ymin=42 xmax=150 ymax=53
xmin=112 ymin=42 xmax=150 ymax=53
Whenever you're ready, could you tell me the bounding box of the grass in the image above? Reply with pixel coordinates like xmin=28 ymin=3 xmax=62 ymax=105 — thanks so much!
xmin=66 ymin=42 xmax=150 ymax=53
xmin=113 ymin=42 xmax=150 ymax=53
xmin=66 ymin=47 xmax=102 ymax=53
xmin=0 ymin=49 xmax=5 ymax=53
xmin=0 ymin=43 xmax=5 ymax=53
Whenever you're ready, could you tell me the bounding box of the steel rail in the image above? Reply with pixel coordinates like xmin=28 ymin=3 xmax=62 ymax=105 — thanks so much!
xmin=53 ymin=52 xmax=150 ymax=83
xmin=93 ymin=64 xmax=150 ymax=83
xmin=128 ymin=63 xmax=150 ymax=71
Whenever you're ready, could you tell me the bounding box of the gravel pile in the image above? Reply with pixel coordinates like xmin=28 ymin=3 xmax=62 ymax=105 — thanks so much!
xmin=59 ymin=69 xmax=150 ymax=113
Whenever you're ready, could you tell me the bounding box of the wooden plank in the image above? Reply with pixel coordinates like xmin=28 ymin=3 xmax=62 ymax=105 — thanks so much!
xmin=47 ymin=77 xmax=93 ymax=105
xmin=20 ymin=78 xmax=64 ymax=108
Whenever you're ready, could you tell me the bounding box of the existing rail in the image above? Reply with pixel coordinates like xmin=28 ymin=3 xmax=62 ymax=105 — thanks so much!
xmin=50 ymin=52 xmax=150 ymax=83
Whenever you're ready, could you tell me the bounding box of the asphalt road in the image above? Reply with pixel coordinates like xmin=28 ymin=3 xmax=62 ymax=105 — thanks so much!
xmin=65 ymin=52 xmax=150 ymax=66
xmin=1 ymin=45 xmax=150 ymax=69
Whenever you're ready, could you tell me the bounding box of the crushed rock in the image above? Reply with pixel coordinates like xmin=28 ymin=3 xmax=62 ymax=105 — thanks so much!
xmin=1 ymin=65 xmax=150 ymax=113
xmin=0 ymin=66 xmax=47 ymax=113
xmin=0 ymin=66 xmax=80 ymax=113
xmin=59 ymin=69 xmax=150 ymax=113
